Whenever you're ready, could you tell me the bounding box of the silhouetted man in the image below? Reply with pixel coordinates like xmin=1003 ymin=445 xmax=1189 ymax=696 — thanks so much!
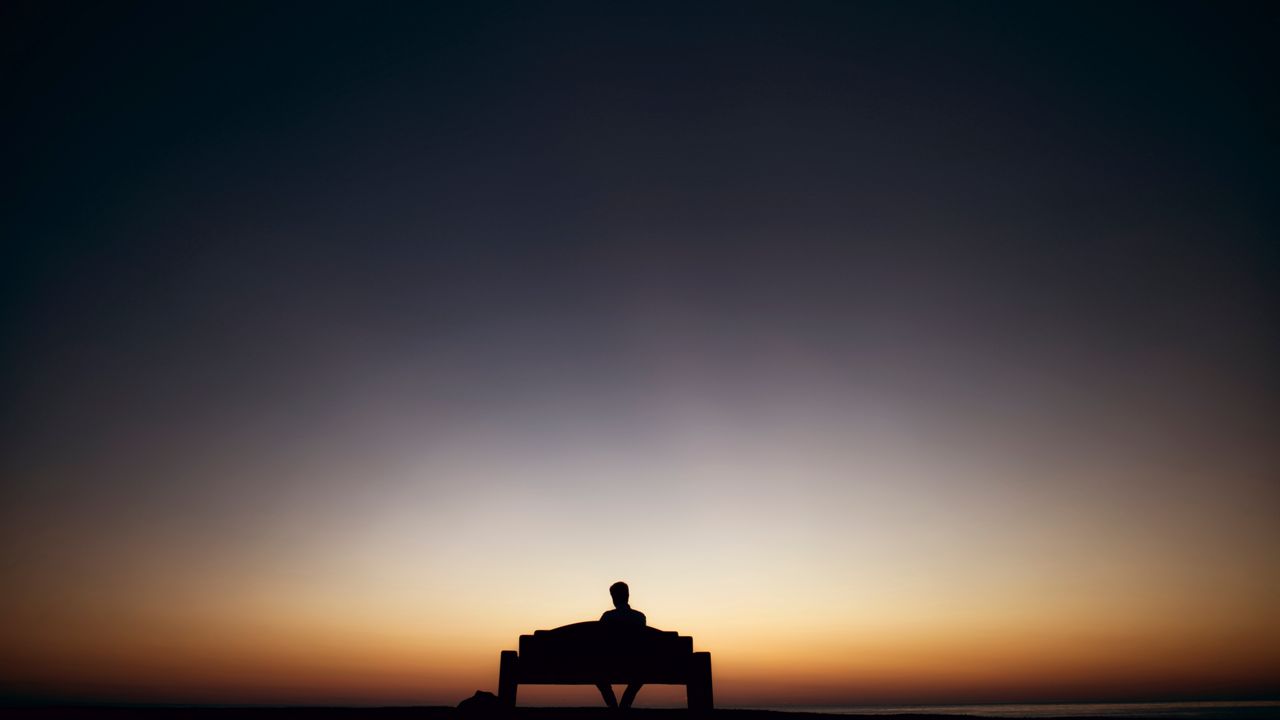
xmin=597 ymin=581 xmax=645 ymax=709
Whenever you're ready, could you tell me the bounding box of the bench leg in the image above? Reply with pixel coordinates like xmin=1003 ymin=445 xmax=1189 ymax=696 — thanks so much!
xmin=687 ymin=651 xmax=713 ymax=711
xmin=498 ymin=650 xmax=519 ymax=707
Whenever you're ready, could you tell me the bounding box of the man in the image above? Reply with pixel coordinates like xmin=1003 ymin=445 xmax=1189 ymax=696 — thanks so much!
xmin=597 ymin=581 xmax=645 ymax=709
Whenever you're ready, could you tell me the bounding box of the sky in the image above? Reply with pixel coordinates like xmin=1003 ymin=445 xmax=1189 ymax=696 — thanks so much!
xmin=2 ymin=0 xmax=1278 ymax=708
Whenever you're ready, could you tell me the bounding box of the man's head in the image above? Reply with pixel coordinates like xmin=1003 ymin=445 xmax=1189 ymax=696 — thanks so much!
xmin=609 ymin=581 xmax=629 ymax=608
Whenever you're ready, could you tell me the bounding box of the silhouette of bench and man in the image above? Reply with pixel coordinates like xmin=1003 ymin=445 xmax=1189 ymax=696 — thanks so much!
xmin=498 ymin=582 xmax=713 ymax=710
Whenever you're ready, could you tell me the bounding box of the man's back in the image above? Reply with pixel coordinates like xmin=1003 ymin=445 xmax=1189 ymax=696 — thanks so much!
xmin=600 ymin=606 xmax=646 ymax=626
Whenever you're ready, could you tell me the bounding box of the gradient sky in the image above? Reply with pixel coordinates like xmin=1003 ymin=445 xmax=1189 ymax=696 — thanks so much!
xmin=3 ymin=1 xmax=1277 ymax=708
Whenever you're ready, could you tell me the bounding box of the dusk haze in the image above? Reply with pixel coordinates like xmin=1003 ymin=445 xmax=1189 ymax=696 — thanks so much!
xmin=3 ymin=2 xmax=1276 ymax=716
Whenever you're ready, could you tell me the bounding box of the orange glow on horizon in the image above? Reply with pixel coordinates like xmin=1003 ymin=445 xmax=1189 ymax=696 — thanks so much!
xmin=4 ymin=452 xmax=1277 ymax=707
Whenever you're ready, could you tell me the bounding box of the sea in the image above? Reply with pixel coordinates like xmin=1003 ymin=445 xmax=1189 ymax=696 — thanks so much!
xmin=747 ymin=701 xmax=1280 ymax=718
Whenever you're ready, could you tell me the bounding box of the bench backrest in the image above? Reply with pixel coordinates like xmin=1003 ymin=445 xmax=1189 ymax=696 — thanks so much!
xmin=517 ymin=622 xmax=695 ymax=684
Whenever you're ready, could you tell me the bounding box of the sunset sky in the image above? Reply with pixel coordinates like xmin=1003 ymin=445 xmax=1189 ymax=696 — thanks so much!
xmin=3 ymin=1 xmax=1277 ymax=708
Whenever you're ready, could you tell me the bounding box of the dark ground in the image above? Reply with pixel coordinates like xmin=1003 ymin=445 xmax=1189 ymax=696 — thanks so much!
xmin=2 ymin=708 xmax=1266 ymax=720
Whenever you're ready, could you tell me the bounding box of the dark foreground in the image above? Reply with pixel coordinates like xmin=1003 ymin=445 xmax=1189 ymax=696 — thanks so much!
xmin=0 ymin=710 xmax=1043 ymax=720
xmin=4 ymin=707 xmax=1277 ymax=720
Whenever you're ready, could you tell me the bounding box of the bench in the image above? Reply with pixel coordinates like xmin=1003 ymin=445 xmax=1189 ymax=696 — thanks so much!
xmin=497 ymin=621 xmax=713 ymax=710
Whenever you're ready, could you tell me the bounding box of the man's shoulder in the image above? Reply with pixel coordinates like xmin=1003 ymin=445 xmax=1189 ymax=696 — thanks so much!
xmin=600 ymin=607 xmax=646 ymax=626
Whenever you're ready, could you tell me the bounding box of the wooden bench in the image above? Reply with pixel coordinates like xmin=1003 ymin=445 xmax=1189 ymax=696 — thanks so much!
xmin=498 ymin=621 xmax=713 ymax=710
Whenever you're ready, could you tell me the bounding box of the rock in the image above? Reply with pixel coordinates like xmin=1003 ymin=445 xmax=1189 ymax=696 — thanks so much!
xmin=457 ymin=689 xmax=504 ymax=716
